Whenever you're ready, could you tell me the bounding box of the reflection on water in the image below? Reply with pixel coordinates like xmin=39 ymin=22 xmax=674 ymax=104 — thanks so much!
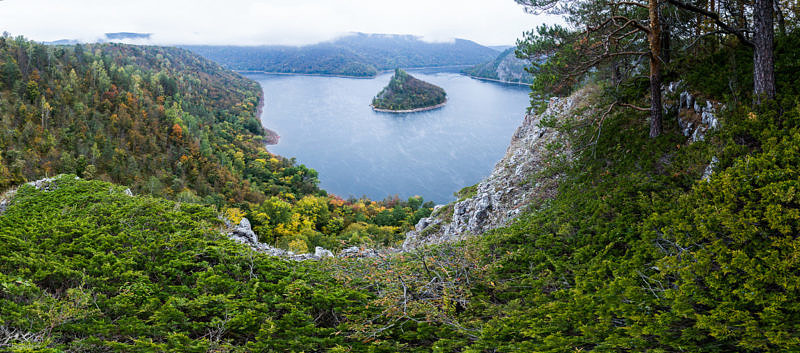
xmin=246 ymin=70 xmax=531 ymax=204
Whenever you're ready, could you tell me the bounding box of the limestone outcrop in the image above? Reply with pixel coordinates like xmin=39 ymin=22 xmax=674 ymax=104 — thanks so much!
xmin=664 ymin=81 xmax=721 ymax=143
xmin=403 ymin=86 xmax=595 ymax=249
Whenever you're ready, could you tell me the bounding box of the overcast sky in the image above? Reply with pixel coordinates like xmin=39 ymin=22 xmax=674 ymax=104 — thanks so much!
xmin=0 ymin=0 xmax=562 ymax=46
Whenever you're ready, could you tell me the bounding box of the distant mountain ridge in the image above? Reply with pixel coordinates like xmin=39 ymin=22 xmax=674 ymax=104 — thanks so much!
xmin=183 ymin=33 xmax=499 ymax=77
xmin=43 ymin=32 xmax=153 ymax=45
xmin=104 ymin=32 xmax=152 ymax=40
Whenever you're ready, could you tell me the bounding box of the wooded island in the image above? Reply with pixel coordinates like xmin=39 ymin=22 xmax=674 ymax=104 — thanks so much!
xmin=371 ymin=69 xmax=447 ymax=112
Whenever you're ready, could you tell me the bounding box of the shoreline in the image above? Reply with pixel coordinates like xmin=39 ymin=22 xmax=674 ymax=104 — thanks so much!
xmin=255 ymin=91 xmax=281 ymax=145
xmin=371 ymin=100 xmax=447 ymax=113
xmin=238 ymin=65 xmax=478 ymax=79
xmin=238 ymin=70 xmax=375 ymax=79
xmin=464 ymin=75 xmax=532 ymax=86
xmin=377 ymin=64 xmax=473 ymax=74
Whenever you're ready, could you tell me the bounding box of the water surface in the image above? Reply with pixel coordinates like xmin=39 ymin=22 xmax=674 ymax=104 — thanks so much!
xmin=246 ymin=70 xmax=531 ymax=203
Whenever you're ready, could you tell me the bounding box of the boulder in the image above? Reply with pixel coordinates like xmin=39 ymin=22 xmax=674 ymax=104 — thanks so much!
xmin=26 ymin=177 xmax=59 ymax=192
xmin=230 ymin=217 xmax=259 ymax=245
xmin=338 ymin=246 xmax=381 ymax=258
xmin=314 ymin=246 xmax=334 ymax=258
xmin=0 ymin=198 xmax=9 ymax=216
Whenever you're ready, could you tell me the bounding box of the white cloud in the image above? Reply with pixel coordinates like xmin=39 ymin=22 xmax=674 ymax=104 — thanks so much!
xmin=0 ymin=0 xmax=563 ymax=46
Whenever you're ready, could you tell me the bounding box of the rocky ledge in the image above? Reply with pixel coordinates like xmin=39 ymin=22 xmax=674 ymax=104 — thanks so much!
xmin=403 ymin=86 xmax=596 ymax=250
xmin=225 ymin=217 xmax=387 ymax=261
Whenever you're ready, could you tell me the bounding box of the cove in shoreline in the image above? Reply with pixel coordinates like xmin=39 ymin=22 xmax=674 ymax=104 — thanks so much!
xmin=255 ymin=91 xmax=281 ymax=145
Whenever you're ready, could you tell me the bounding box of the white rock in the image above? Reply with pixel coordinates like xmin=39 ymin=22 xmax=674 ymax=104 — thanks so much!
xmin=666 ymin=82 xmax=720 ymax=144
xmin=702 ymin=156 xmax=719 ymax=181
xmin=0 ymin=198 xmax=9 ymax=216
xmin=314 ymin=246 xmax=334 ymax=258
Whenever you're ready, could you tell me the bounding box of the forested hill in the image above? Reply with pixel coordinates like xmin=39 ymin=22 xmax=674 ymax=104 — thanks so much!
xmin=0 ymin=35 xmax=434 ymax=255
xmin=462 ymin=47 xmax=534 ymax=84
xmin=371 ymin=69 xmax=447 ymax=111
xmin=0 ymin=37 xmax=320 ymax=206
xmin=183 ymin=33 xmax=498 ymax=77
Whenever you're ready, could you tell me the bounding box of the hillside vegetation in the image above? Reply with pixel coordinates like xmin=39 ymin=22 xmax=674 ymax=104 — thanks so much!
xmin=183 ymin=33 xmax=498 ymax=77
xmin=320 ymin=30 xmax=800 ymax=351
xmin=0 ymin=36 xmax=433 ymax=256
xmin=0 ymin=175 xmax=412 ymax=352
xmin=0 ymin=38 xmax=280 ymax=203
xmin=371 ymin=69 xmax=447 ymax=112
xmin=3 ymin=6 xmax=800 ymax=351
xmin=462 ymin=47 xmax=534 ymax=84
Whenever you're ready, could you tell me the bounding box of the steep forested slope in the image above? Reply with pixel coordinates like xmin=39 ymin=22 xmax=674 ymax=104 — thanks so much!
xmin=0 ymin=36 xmax=307 ymax=205
xmin=462 ymin=47 xmax=534 ymax=84
xmin=0 ymin=36 xmax=433 ymax=255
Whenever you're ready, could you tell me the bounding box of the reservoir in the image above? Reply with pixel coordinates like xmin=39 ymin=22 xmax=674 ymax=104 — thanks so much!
xmin=246 ymin=69 xmax=531 ymax=204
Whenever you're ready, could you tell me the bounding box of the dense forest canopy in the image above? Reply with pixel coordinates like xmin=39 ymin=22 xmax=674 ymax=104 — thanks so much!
xmin=0 ymin=36 xmax=433 ymax=255
xmin=371 ymin=69 xmax=447 ymax=111
xmin=0 ymin=36 xmax=287 ymax=203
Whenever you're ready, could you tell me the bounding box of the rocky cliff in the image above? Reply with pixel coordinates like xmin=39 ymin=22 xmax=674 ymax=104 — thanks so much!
xmin=403 ymin=82 xmax=721 ymax=250
xmin=403 ymin=86 xmax=596 ymax=249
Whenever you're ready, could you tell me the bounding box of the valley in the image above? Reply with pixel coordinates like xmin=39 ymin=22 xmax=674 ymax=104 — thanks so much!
xmin=1 ymin=0 xmax=800 ymax=351
xmin=247 ymin=69 xmax=530 ymax=203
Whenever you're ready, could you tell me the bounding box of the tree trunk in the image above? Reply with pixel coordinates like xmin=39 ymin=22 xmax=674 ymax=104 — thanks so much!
xmin=753 ymin=0 xmax=776 ymax=104
xmin=649 ymin=0 xmax=664 ymax=137
xmin=611 ymin=36 xmax=622 ymax=86
xmin=661 ymin=22 xmax=671 ymax=64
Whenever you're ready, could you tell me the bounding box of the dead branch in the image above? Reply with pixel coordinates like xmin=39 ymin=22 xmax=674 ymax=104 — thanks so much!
xmin=619 ymin=102 xmax=652 ymax=111
xmin=666 ymin=0 xmax=754 ymax=46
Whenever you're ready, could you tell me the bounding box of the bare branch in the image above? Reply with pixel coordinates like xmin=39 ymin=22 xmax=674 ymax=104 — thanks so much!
xmin=619 ymin=102 xmax=652 ymax=111
xmin=666 ymin=0 xmax=754 ymax=46
xmin=612 ymin=1 xmax=649 ymax=8
xmin=588 ymin=16 xmax=651 ymax=34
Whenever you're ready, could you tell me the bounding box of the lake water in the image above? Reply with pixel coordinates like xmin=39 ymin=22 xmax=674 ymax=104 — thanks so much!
xmin=246 ymin=70 xmax=532 ymax=204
